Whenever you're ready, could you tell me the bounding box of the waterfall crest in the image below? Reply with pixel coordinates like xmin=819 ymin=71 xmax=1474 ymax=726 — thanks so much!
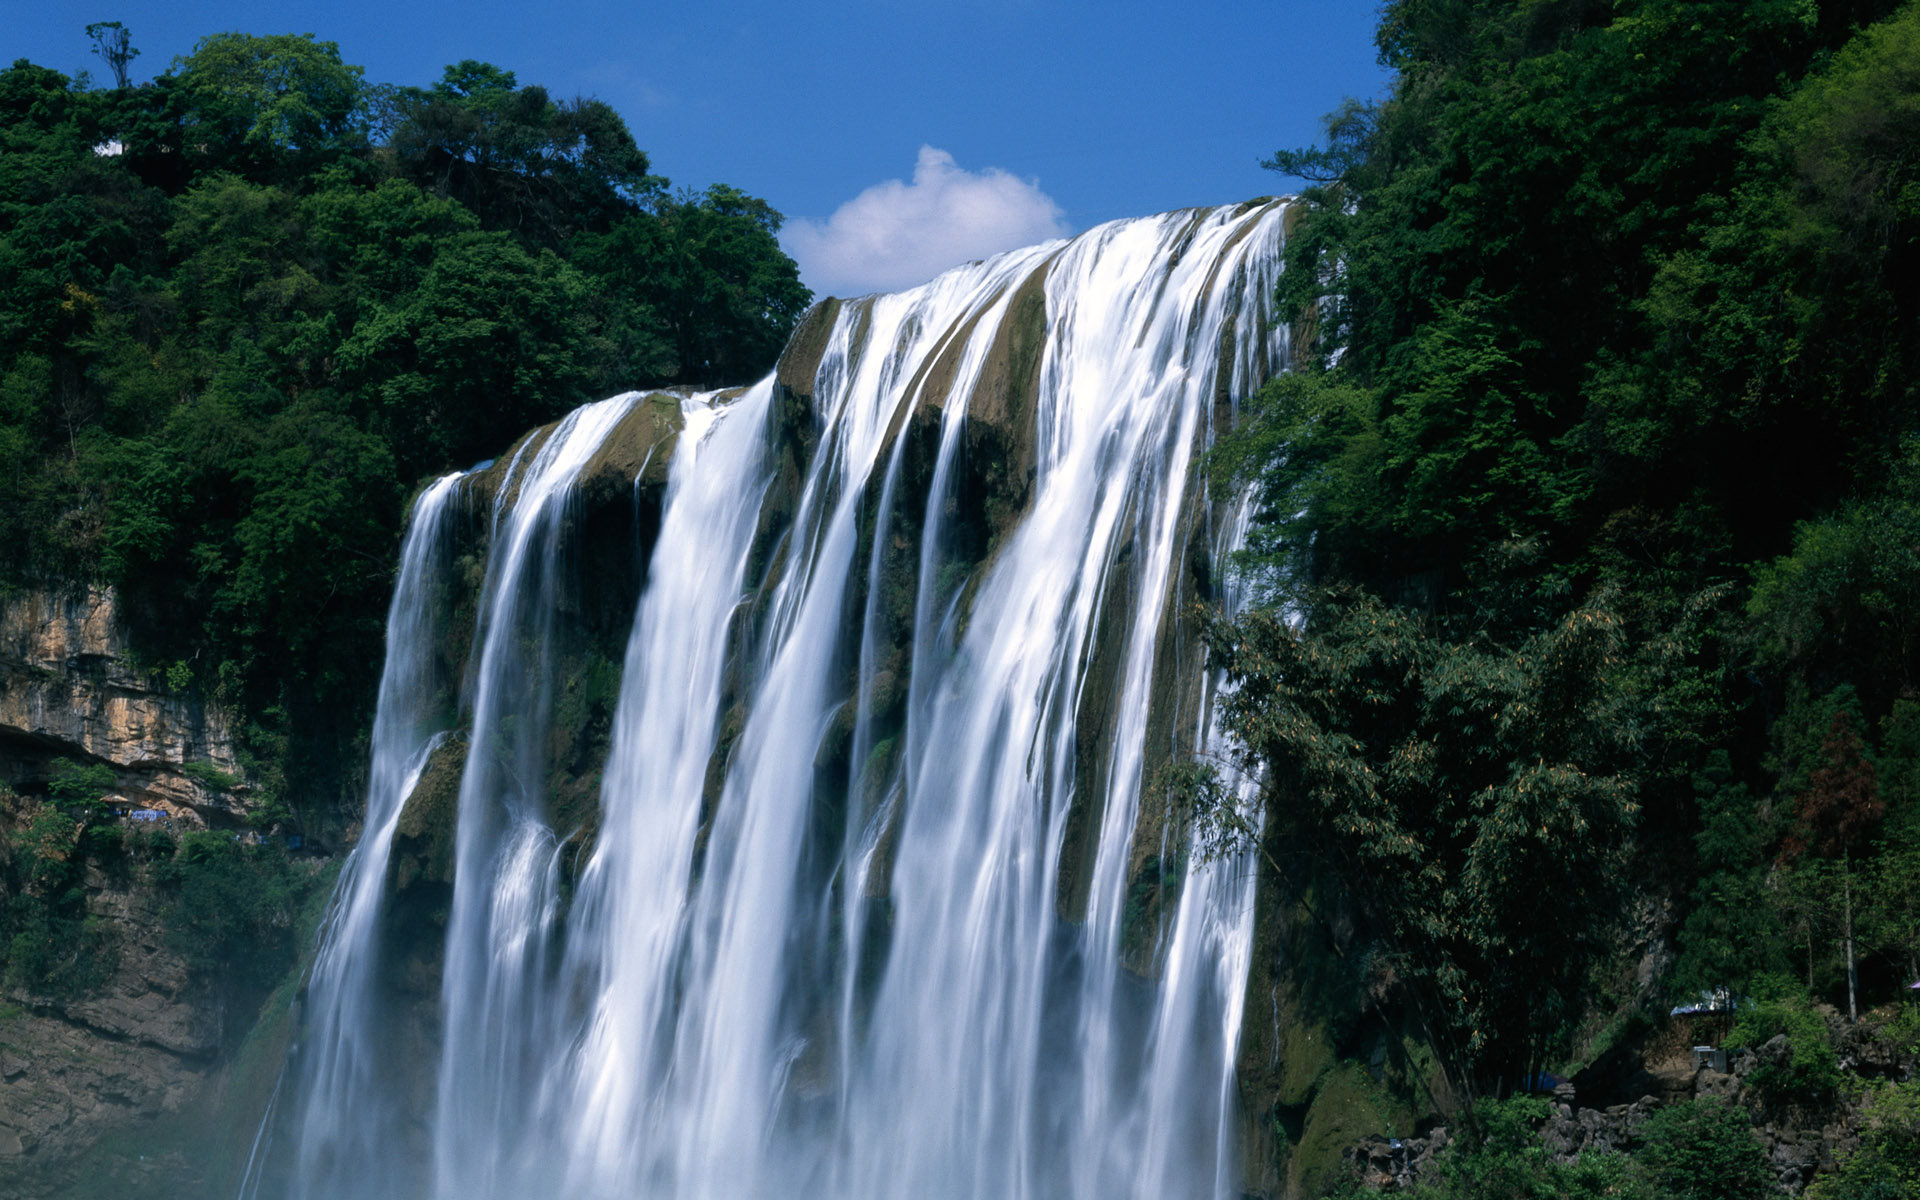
xmin=256 ymin=200 xmax=1289 ymax=1200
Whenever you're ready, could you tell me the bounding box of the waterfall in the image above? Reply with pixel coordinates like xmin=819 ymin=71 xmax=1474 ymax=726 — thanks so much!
xmin=432 ymin=393 xmax=646 ymax=1196
xmin=264 ymin=473 xmax=462 ymax=1200
xmin=258 ymin=200 xmax=1289 ymax=1200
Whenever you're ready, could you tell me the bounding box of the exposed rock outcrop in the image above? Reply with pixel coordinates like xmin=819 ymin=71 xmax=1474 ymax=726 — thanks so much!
xmin=0 ymin=587 xmax=244 ymax=826
xmin=0 ymin=863 xmax=222 ymax=1199
xmin=0 ymin=586 xmax=322 ymax=1196
xmin=0 ymin=817 xmax=330 ymax=1199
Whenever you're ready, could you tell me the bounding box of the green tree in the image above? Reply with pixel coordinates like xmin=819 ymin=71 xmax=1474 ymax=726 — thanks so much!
xmin=1204 ymin=589 xmax=1641 ymax=1093
xmin=387 ymin=60 xmax=654 ymax=246
xmin=85 ymin=22 xmax=138 ymax=90
xmin=1870 ymin=709 xmax=1920 ymax=983
xmin=1672 ymin=752 xmax=1793 ymax=1000
xmin=171 ymin=32 xmax=367 ymax=178
xmin=1728 ymin=977 xmax=1844 ymax=1102
xmin=1637 ymin=1097 xmax=1777 ymax=1200
xmin=0 ymin=33 xmax=817 ymax=865
xmin=337 ymin=230 xmax=605 ymax=475
xmin=152 ymin=831 xmax=316 ymax=1000
xmin=1749 ymin=465 xmax=1920 ymax=718
xmin=1343 ymin=1096 xmax=1654 ymax=1200
xmin=1261 ymin=0 xmax=1911 ymax=602
xmin=1 ymin=792 xmax=117 ymax=995
xmin=46 ymin=759 xmax=116 ymax=805
xmin=1229 ymin=0 xmax=1920 ymax=1121
xmin=572 ymin=184 xmax=811 ymax=385
xmin=1807 ymin=1080 xmax=1920 ymax=1200
xmin=300 ymin=170 xmax=480 ymax=298
xmin=1781 ymin=709 xmax=1885 ymax=1020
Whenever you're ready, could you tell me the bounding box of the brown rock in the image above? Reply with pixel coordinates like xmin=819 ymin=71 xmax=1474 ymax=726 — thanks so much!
xmin=0 ymin=587 xmax=245 ymax=825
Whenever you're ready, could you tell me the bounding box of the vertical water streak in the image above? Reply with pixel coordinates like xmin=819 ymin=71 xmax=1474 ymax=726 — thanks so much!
xmin=1133 ymin=493 xmax=1266 ymax=1200
xmin=553 ymin=383 xmax=774 ymax=1197
xmin=433 ymin=394 xmax=642 ymax=1200
xmin=842 ymin=203 xmax=1286 ymax=1200
xmin=655 ymin=250 xmax=1063 ymax=1200
xmin=270 ymin=473 xmax=462 ymax=1200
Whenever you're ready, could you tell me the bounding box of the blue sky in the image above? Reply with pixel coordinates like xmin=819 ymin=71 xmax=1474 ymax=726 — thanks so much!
xmin=8 ymin=0 xmax=1390 ymax=295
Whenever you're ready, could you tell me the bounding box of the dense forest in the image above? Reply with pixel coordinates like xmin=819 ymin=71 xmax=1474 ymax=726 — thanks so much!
xmin=0 ymin=27 xmax=809 ymax=833
xmin=1206 ymin=0 xmax=1920 ymax=1192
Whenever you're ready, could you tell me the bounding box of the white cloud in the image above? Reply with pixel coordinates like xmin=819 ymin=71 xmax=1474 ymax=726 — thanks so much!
xmin=784 ymin=146 xmax=1070 ymax=297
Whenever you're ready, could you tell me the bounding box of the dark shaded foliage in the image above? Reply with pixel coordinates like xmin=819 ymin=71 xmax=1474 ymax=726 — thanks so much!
xmin=1213 ymin=0 xmax=1920 ymax=1105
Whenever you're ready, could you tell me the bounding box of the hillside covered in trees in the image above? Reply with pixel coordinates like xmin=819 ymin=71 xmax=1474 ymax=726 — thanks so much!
xmin=1206 ymin=0 xmax=1920 ymax=1192
xmin=0 ymin=28 xmax=809 ymax=834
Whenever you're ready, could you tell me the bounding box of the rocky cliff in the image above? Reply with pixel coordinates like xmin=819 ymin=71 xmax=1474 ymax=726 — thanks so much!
xmin=0 ymin=587 xmax=243 ymax=826
xmin=0 ymin=587 xmax=316 ymax=1198
xmin=0 ymin=870 xmax=224 ymax=1199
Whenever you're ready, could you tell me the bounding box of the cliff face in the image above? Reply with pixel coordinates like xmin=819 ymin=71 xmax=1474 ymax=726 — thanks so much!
xmin=0 ymin=865 xmax=311 ymax=1200
xmin=0 ymin=588 xmax=299 ymax=1198
xmin=0 ymin=587 xmax=242 ymax=825
xmin=0 ymin=873 xmax=219 ymax=1199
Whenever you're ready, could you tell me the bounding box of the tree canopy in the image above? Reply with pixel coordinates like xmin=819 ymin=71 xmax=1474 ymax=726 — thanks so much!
xmin=1211 ymin=0 xmax=1920 ymax=1102
xmin=0 ymin=35 xmax=811 ymax=833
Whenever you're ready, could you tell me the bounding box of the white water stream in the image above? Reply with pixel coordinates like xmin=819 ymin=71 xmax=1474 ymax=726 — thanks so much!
xmin=265 ymin=473 xmax=462 ymax=1200
xmin=255 ymin=201 xmax=1288 ymax=1200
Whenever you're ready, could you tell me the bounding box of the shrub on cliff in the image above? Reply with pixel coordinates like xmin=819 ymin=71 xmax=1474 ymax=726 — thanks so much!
xmin=1203 ymin=590 xmax=1643 ymax=1095
xmin=1637 ymin=1098 xmax=1777 ymax=1200
xmin=1728 ymin=980 xmax=1844 ymax=1103
xmin=0 ymin=790 xmax=117 ymax=996
xmin=1326 ymin=1097 xmax=1653 ymax=1200
xmin=149 ymin=830 xmax=321 ymax=997
xmin=1808 ymin=1080 xmax=1920 ymax=1200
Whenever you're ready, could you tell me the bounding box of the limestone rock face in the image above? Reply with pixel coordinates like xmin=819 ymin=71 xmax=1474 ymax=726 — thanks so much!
xmin=0 ymin=589 xmax=260 ymax=1194
xmin=0 ymin=587 xmax=243 ymax=825
xmin=0 ymin=1006 xmax=208 ymax=1197
xmin=0 ymin=870 xmax=221 ymax=1200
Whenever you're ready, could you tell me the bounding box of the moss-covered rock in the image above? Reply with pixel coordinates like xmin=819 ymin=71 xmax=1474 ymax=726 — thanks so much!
xmin=391 ymin=735 xmax=465 ymax=891
xmin=1288 ymin=1061 xmax=1411 ymax=1198
xmin=775 ymin=298 xmax=842 ymax=401
xmin=1227 ymin=833 xmax=1467 ymax=1198
xmin=1276 ymin=1015 xmax=1340 ymax=1108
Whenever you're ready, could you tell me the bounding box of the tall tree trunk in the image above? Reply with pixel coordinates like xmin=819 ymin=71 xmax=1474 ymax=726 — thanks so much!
xmin=1844 ymin=848 xmax=1858 ymax=1023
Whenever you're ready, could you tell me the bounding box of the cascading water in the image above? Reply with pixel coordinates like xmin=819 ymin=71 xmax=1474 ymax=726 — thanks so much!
xmin=254 ymin=199 xmax=1289 ymax=1200
xmin=432 ymin=393 xmax=647 ymax=1196
xmin=255 ymin=473 xmax=463 ymax=1200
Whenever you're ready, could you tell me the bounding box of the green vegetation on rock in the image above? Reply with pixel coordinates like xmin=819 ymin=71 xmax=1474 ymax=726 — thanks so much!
xmin=0 ymin=780 xmax=327 ymax=1017
xmin=1207 ymin=0 xmax=1920 ymax=1190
